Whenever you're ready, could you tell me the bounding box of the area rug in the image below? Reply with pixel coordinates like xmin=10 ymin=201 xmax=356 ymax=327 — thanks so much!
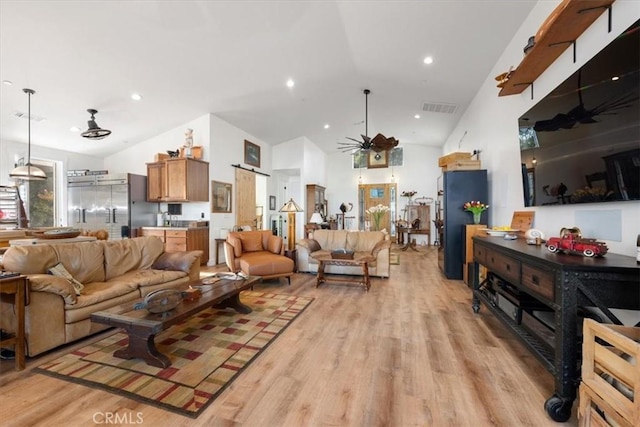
xmin=35 ymin=291 xmax=313 ymax=418
xmin=390 ymin=252 xmax=400 ymax=265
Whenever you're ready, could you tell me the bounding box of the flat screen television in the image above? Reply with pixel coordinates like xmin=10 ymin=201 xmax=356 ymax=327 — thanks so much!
xmin=519 ymin=19 xmax=640 ymax=207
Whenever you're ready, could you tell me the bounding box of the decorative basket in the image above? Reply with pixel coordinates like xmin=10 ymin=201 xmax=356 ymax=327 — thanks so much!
xmin=331 ymin=250 xmax=354 ymax=260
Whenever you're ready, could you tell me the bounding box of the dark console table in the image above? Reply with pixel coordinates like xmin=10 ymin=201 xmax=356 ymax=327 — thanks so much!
xmin=471 ymin=236 xmax=639 ymax=422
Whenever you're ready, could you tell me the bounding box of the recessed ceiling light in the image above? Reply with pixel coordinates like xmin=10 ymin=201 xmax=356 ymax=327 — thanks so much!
xmin=611 ymin=76 xmax=619 ymax=81
xmin=2 ymin=80 xmax=13 ymax=86
xmin=286 ymin=78 xmax=295 ymax=88
xmin=414 ymin=114 xmax=421 ymax=119
xmin=324 ymin=124 xmax=330 ymax=129
xmin=70 ymin=126 xmax=81 ymax=132
xmin=131 ymin=93 xmax=143 ymax=101
xmin=423 ymin=56 xmax=434 ymax=65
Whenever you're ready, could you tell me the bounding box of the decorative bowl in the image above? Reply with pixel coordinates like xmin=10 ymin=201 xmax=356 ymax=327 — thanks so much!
xmin=482 ymin=228 xmax=516 ymax=237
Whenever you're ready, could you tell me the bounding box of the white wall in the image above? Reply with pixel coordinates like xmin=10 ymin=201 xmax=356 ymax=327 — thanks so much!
xmin=443 ymin=0 xmax=640 ymax=256
xmin=326 ymin=144 xmax=442 ymax=243
xmin=104 ymin=113 xmax=272 ymax=265
xmin=1 ymin=139 xmax=104 ymax=187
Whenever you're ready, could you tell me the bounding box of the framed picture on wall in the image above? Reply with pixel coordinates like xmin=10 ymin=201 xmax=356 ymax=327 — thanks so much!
xmin=244 ymin=140 xmax=261 ymax=168
xmin=367 ymin=149 xmax=388 ymax=169
xmin=211 ymin=180 xmax=232 ymax=213
xmin=269 ymin=195 xmax=276 ymax=211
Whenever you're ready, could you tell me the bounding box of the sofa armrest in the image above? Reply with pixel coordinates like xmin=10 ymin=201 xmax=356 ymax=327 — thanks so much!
xmin=223 ymin=242 xmax=239 ymax=273
xmin=152 ymin=250 xmax=202 ymax=281
xmin=297 ymin=238 xmax=321 ymax=253
xmin=28 ymin=274 xmax=78 ymax=305
xmin=371 ymin=239 xmax=391 ymax=257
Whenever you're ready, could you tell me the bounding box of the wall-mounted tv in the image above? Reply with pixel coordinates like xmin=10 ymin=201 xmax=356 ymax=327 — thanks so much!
xmin=519 ymin=19 xmax=640 ymax=207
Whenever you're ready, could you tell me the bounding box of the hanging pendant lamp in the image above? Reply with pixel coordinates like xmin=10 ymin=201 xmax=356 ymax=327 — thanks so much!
xmin=10 ymin=88 xmax=47 ymax=181
xmin=81 ymin=108 xmax=111 ymax=140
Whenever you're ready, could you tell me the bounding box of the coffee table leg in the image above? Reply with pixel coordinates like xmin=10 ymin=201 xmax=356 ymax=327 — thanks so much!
xmin=215 ymin=293 xmax=252 ymax=314
xmin=114 ymin=332 xmax=171 ymax=368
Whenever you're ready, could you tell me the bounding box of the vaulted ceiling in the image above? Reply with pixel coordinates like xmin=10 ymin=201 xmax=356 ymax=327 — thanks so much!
xmin=0 ymin=1 xmax=537 ymax=157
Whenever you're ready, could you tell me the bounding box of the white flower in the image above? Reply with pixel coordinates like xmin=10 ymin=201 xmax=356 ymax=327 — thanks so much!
xmin=366 ymin=204 xmax=390 ymax=215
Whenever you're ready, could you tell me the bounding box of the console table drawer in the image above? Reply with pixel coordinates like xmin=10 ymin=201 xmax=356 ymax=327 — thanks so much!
xmin=473 ymin=245 xmax=487 ymax=264
xmin=485 ymin=250 xmax=520 ymax=284
xmin=521 ymin=264 xmax=555 ymax=301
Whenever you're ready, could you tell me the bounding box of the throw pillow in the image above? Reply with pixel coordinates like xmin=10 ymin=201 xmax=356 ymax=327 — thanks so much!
xmin=48 ymin=262 xmax=84 ymax=295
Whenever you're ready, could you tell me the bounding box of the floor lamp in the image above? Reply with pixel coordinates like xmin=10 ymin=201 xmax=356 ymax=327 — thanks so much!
xmin=279 ymin=198 xmax=303 ymax=251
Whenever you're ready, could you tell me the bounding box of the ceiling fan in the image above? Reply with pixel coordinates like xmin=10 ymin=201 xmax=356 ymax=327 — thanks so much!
xmin=337 ymin=89 xmax=399 ymax=154
xmin=534 ymin=69 xmax=638 ymax=132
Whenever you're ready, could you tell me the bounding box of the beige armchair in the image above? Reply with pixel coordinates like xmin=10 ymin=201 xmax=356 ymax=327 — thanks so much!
xmin=223 ymin=230 xmax=294 ymax=284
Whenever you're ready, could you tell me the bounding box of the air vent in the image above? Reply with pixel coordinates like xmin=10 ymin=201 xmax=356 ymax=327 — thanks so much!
xmin=12 ymin=111 xmax=45 ymax=122
xmin=421 ymin=102 xmax=458 ymax=114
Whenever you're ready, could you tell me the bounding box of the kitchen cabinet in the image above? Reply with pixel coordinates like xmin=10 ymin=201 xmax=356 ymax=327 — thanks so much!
xmin=472 ymin=237 xmax=639 ymax=422
xmin=306 ymin=184 xmax=325 ymax=223
xmin=140 ymin=227 xmax=209 ymax=265
xmin=146 ymin=158 xmax=209 ymax=202
xmin=146 ymin=162 xmax=166 ymax=202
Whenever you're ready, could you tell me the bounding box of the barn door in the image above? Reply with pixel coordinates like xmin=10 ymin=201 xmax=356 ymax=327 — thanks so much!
xmin=235 ymin=168 xmax=256 ymax=228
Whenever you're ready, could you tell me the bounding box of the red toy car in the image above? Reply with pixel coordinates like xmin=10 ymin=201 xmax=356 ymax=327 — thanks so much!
xmin=545 ymin=233 xmax=608 ymax=257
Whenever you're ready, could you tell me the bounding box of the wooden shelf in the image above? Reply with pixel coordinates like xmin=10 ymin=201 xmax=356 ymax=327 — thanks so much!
xmin=499 ymin=0 xmax=615 ymax=97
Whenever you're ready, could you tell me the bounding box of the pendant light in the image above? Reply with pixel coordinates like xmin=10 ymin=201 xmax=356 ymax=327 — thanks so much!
xmin=81 ymin=108 xmax=111 ymax=140
xmin=10 ymin=88 xmax=46 ymax=181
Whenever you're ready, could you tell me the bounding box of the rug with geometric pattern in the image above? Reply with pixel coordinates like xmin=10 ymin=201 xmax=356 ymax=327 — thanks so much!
xmin=35 ymin=291 xmax=313 ymax=418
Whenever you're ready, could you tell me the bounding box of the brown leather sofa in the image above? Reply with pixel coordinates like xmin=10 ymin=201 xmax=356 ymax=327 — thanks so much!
xmin=224 ymin=230 xmax=294 ymax=284
xmin=0 ymin=236 xmax=201 ymax=356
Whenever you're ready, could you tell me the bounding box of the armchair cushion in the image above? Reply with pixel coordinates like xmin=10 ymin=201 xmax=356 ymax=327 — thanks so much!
xmin=239 ymin=232 xmax=263 ymax=252
xmin=267 ymin=235 xmax=283 ymax=254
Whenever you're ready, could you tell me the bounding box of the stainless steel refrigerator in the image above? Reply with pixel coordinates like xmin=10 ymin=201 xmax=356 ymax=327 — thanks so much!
xmin=67 ymin=173 xmax=156 ymax=239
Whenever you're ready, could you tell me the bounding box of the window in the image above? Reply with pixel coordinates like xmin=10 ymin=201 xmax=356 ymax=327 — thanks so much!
xmin=19 ymin=159 xmax=60 ymax=228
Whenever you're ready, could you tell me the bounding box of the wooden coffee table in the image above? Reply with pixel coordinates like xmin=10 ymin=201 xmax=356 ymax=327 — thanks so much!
xmin=91 ymin=275 xmax=260 ymax=368
xmin=313 ymin=254 xmax=375 ymax=292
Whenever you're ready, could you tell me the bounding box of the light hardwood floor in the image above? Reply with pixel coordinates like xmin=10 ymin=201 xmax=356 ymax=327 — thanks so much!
xmin=0 ymin=246 xmax=577 ymax=426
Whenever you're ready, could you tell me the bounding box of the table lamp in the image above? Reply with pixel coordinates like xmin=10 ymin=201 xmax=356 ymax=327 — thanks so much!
xmin=279 ymin=198 xmax=303 ymax=251
xmin=309 ymin=212 xmax=324 ymax=225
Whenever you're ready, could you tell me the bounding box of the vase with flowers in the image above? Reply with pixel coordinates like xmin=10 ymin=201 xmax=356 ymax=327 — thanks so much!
xmin=463 ymin=201 xmax=489 ymax=224
xmin=366 ymin=204 xmax=390 ymax=231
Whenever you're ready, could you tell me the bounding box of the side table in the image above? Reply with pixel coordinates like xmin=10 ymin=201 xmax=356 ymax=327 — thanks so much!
xmin=214 ymin=238 xmax=226 ymax=265
xmin=284 ymin=249 xmax=297 ymax=272
xmin=0 ymin=274 xmax=28 ymax=370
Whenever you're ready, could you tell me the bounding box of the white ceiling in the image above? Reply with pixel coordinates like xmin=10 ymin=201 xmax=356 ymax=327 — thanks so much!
xmin=0 ymin=0 xmax=537 ymax=158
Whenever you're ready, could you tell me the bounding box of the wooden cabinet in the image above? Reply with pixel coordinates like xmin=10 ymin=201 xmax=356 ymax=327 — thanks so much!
xmin=146 ymin=158 xmax=209 ymax=202
xmin=471 ymin=237 xmax=640 ymax=421
xmin=406 ymin=205 xmax=430 ymax=230
xmin=140 ymin=227 xmax=209 ymax=265
xmin=146 ymin=162 xmax=166 ymax=202
xmin=306 ymin=184 xmax=325 ymax=223
xmin=463 ymin=224 xmax=486 ymax=285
